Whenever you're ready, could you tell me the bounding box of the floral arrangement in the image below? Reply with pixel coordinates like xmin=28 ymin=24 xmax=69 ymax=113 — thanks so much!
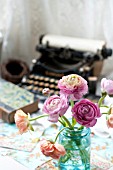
xmin=14 ymin=74 xmax=113 ymax=165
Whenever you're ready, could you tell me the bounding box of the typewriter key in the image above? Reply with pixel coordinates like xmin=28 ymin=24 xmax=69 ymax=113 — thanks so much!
xmin=55 ymin=80 xmax=58 ymax=84
xmin=39 ymin=82 xmax=44 ymax=87
xmin=29 ymin=74 xmax=35 ymax=79
xmin=26 ymin=85 xmax=33 ymax=90
xmin=50 ymin=78 xmax=55 ymax=83
xmin=34 ymin=81 xmax=39 ymax=85
xmin=45 ymin=83 xmax=49 ymax=87
xmin=27 ymin=79 xmax=34 ymax=84
xmin=34 ymin=75 xmax=39 ymax=80
xmin=50 ymin=84 xmax=55 ymax=89
xmin=33 ymin=86 xmax=38 ymax=92
xmin=38 ymin=76 xmax=44 ymax=81
xmin=55 ymin=86 xmax=59 ymax=90
xmin=44 ymin=77 xmax=49 ymax=82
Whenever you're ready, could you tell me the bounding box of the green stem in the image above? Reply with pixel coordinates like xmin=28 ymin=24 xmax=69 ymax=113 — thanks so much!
xmin=70 ymin=100 xmax=74 ymax=107
xmin=29 ymin=114 xmax=48 ymax=121
xmin=102 ymin=112 xmax=109 ymax=114
xmin=62 ymin=115 xmax=74 ymax=129
xmin=60 ymin=116 xmax=67 ymax=126
xmin=54 ymin=127 xmax=68 ymax=143
xmin=79 ymin=148 xmax=89 ymax=170
xmin=58 ymin=118 xmax=66 ymax=127
xmin=78 ymin=125 xmax=84 ymax=130
xmin=100 ymin=105 xmax=109 ymax=108
xmin=98 ymin=93 xmax=107 ymax=107
xmin=70 ymin=100 xmax=77 ymax=127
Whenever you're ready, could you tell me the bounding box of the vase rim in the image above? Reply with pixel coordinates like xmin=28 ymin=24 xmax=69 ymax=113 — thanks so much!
xmin=61 ymin=126 xmax=91 ymax=139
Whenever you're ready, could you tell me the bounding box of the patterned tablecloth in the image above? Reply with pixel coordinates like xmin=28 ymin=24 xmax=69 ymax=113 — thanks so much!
xmin=0 ymin=117 xmax=113 ymax=170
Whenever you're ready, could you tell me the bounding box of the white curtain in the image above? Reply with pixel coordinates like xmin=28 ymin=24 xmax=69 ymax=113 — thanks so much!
xmin=0 ymin=0 xmax=32 ymax=65
xmin=0 ymin=0 xmax=113 ymax=73
xmin=40 ymin=0 xmax=113 ymax=47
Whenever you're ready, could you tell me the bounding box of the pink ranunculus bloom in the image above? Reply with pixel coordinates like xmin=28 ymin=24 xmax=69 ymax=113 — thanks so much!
xmin=101 ymin=78 xmax=113 ymax=95
xmin=107 ymin=108 xmax=113 ymax=128
xmin=40 ymin=139 xmax=66 ymax=159
xmin=42 ymin=95 xmax=69 ymax=122
xmin=58 ymin=74 xmax=88 ymax=101
xmin=14 ymin=110 xmax=29 ymax=134
xmin=72 ymin=99 xmax=101 ymax=128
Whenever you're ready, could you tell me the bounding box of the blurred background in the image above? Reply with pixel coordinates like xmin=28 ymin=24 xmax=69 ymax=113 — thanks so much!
xmin=0 ymin=1 xmax=112 ymax=70
xmin=0 ymin=0 xmax=113 ymax=93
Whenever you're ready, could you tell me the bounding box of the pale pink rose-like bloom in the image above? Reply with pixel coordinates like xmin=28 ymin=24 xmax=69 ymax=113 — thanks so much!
xmin=107 ymin=108 xmax=113 ymax=128
xmin=14 ymin=110 xmax=29 ymax=134
xmin=40 ymin=139 xmax=66 ymax=159
xmin=72 ymin=99 xmax=101 ymax=128
xmin=58 ymin=74 xmax=88 ymax=101
xmin=43 ymin=95 xmax=69 ymax=122
xmin=101 ymin=78 xmax=113 ymax=95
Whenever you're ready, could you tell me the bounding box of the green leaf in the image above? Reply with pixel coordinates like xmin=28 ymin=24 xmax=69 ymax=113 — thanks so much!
xmin=72 ymin=117 xmax=76 ymax=127
xmin=29 ymin=124 xmax=34 ymax=131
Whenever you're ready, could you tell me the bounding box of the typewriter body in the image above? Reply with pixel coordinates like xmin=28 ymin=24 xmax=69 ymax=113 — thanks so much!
xmin=20 ymin=34 xmax=112 ymax=100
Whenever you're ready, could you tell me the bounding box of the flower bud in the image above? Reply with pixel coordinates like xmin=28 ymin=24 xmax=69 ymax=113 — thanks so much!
xmin=42 ymin=88 xmax=51 ymax=96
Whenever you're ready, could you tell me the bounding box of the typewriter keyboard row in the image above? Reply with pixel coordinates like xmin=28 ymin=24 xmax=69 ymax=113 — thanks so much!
xmin=20 ymin=74 xmax=60 ymax=98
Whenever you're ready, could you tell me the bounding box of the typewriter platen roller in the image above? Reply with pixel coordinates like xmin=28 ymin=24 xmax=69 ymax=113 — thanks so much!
xmin=20 ymin=34 xmax=112 ymax=100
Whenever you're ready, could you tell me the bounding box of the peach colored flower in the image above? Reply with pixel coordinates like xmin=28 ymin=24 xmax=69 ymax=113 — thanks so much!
xmin=40 ymin=139 xmax=66 ymax=159
xmin=14 ymin=110 xmax=29 ymax=134
xmin=53 ymin=143 xmax=66 ymax=159
xmin=107 ymin=108 xmax=113 ymax=128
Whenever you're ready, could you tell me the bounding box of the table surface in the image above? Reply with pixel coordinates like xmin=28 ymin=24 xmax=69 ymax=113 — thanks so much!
xmin=0 ymin=104 xmax=113 ymax=170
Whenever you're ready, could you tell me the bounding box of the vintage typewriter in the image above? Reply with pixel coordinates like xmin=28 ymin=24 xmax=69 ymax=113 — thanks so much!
xmin=20 ymin=34 xmax=112 ymax=100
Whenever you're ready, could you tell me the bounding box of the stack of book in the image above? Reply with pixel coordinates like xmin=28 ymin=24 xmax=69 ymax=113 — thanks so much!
xmin=0 ymin=78 xmax=39 ymax=123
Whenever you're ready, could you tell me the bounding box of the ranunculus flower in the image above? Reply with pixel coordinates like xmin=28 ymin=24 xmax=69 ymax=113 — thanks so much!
xmin=14 ymin=110 xmax=29 ymax=134
xmin=58 ymin=74 xmax=88 ymax=101
xmin=42 ymin=95 xmax=69 ymax=122
xmin=101 ymin=78 xmax=113 ymax=95
xmin=40 ymin=139 xmax=66 ymax=159
xmin=107 ymin=108 xmax=113 ymax=128
xmin=72 ymin=99 xmax=101 ymax=127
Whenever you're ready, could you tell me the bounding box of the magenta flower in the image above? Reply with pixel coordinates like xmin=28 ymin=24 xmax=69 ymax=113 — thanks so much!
xmin=72 ymin=99 xmax=101 ymax=127
xmin=101 ymin=78 xmax=113 ymax=95
xmin=58 ymin=74 xmax=88 ymax=101
xmin=42 ymin=95 xmax=69 ymax=122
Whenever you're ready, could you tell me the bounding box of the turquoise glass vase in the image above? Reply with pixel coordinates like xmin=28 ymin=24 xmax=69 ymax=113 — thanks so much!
xmin=58 ymin=126 xmax=91 ymax=170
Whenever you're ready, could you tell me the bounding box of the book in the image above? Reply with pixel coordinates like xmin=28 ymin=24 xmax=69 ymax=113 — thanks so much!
xmin=0 ymin=78 xmax=39 ymax=123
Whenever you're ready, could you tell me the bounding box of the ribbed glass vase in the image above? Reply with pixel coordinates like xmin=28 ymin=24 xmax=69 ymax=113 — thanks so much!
xmin=57 ymin=126 xmax=91 ymax=170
